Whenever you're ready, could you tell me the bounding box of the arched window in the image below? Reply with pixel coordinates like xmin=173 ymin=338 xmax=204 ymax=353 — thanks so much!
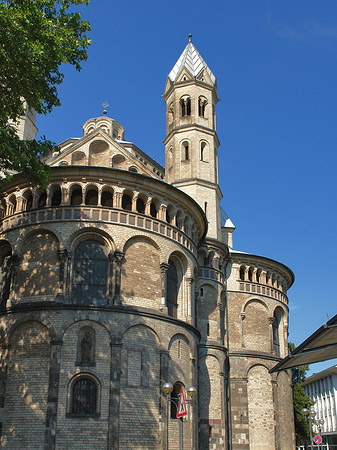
xmin=150 ymin=202 xmax=157 ymax=218
xmin=239 ymin=266 xmax=245 ymax=281
xmin=38 ymin=191 xmax=47 ymax=208
xmin=256 ymin=270 xmax=261 ymax=283
xmin=72 ymin=240 xmax=108 ymax=303
xmin=248 ymin=267 xmax=253 ymax=282
xmin=198 ymin=97 xmax=207 ymax=117
xmin=51 ymin=187 xmax=61 ymax=207
xmin=85 ymin=189 xmax=98 ymax=206
xmin=72 ymin=377 xmax=97 ymax=415
xmin=136 ymin=197 xmax=145 ymax=214
xmin=180 ymin=97 xmax=191 ymax=117
xmin=7 ymin=195 xmax=16 ymax=215
xmin=170 ymin=382 xmax=183 ymax=419
xmin=273 ymin=309 xmax=282 ymax=357
xmin=167 ymin=260 xmax=178 ymax=318
xmin=71 ymin=187 xmax=82 ymax=206
xmin=122 ymin=194 xmax=132 ymax=211
xmin=200 ymin=142 xmax=207 ymax=161
xmin=101 ymin=190 xmax=113 ymax=207
xmin=23 ymin=191 xmax=33 ymax=211
xmin=182 ymin=142 xmax=189 ymax=161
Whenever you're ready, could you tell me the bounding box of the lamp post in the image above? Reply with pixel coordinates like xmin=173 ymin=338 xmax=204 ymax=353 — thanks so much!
xmin=301 ymin=408 xmax=317 ymax=449
xmin=314 ymin=418 xmax=324 ymax=450
xmin=162 ymin=382 xmax=197 ymax=450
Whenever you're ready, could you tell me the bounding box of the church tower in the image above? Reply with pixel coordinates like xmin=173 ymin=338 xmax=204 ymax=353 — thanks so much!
xmin=163 ymin=35 xmax=222 ymax=240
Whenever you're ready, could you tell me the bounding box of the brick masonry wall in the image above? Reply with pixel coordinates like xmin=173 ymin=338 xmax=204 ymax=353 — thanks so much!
xmin=1 ymin=321 xmax=50 ymax=450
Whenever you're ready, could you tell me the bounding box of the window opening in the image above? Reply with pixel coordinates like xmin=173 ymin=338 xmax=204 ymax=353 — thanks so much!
xmin=72 ymin=378 xmax=97 ymax=415
xmin=150 ymin=202 xmax=157 ymax=218
xmin=85 ymin=189 xmax=98 ymax=206
xmin=122 ymin=194 xmax=132 ymax=211
xmin=136 ymin=197 xmax=145 ymax=214
xmin=167 ymin=260 xmax=178 ymax=318
xmin=239 ymin=267 xmax=245 ymax=281
xmin=184 ymin=143 xmax=189 ymax=160
xmin=170 ymin=382 xmax=182 ymax=419
xmin=71 ymin=188 xmax=82 ymax=206
xmin=38 ymin=192 xmax=47 ymax=208
xmin=51 ymin=188 xmax=61 ymax=206
xmin=207 ymin=322 xmax=210 ymax=336
xmin=101 ymin=191 xmax=113 ymax=207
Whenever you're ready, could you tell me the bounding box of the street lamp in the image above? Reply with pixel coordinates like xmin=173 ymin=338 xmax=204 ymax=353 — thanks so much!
xmin=162 ymin=382 xmax=197 ymax=450
xmin=315 ymin=418 xmax=324 ymax=450
xmin=301 ymin=408 xmax=317 ymax=449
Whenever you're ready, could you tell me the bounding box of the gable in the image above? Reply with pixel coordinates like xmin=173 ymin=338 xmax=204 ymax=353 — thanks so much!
xmin=47 ymin=130 xmax=158 ymax=178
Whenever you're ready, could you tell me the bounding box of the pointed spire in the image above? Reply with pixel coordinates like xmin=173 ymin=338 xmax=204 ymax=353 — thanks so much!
xmin=168 ymin=37 xmax=216 ymax=83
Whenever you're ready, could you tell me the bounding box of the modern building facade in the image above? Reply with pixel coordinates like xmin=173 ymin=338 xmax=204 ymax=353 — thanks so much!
xmin=304 ymin=365 xmax=337 ymax=448
xmin=0 ymin=38 xmax=296 ymax=449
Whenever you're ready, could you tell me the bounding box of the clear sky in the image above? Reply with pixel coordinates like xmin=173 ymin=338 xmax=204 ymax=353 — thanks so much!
xmin=37 ymin=0 xmax=337 ymax=374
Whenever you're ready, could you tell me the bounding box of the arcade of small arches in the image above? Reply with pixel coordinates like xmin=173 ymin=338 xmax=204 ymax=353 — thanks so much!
xmin=0 ymin=183 xmax=200 ymax=240
xmin=239 ymin=264 xmax=287 ymax=294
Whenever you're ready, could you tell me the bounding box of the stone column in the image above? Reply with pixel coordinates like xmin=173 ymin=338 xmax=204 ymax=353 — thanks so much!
xmin=113 ymin=251 xmax=124 ymax=305
xmin=187 ymin=277 xmax=194 ymax=324
xmin=159 ymin=204 xmax=167 ymax=221
xmin=7 ymin=255 xmax=20 ymax=308
xmin=160 ymin=350 xmax=170 ymax=450
xmin=32 ymin=192 xmax=39 ymax=209
xmin=44 ymin=340 xmax=62 ymax=450
xmin=114 ymin=190 xmax=123 ymax=209
xmin=269 ymin=317 xmax=275 ymax=353
xmin=160 ymin=262 xmax=169 ymax=314
xmin=145 ymin=198 xmax=152 ymax=216
xmin=57 ymin=249 xmax=69 ymax=301
xmin=132 ymin=192 xmax=138 ymax=212
xmin=108 ymin=339 xmax=122 ymax=450
xmin=61 ymin=186 xmax=69 ymax=205
xmin=107 ymin=253 xmax=114 ymax=305
xmin=240 ymin=312 xmax=246 ymax=348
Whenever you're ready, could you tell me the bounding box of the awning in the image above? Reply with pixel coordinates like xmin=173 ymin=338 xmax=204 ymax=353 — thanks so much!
xmin=270 ymin=313 xmax=337 ymax=372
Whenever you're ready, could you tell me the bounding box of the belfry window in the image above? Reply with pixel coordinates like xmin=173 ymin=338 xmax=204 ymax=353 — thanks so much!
xmin=198 ymin=97 xmax=207 ymax=117
xmin=72 ymin=377 xmax=97 ymax=415
xmin=180 ymin=97 xmax=191 ymax=117
xmin=183 ymin=143 xmax=189 ymax=161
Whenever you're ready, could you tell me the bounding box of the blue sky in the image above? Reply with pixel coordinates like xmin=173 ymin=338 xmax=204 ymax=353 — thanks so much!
xmin=37 ymin=0 xmax=337 ymax=374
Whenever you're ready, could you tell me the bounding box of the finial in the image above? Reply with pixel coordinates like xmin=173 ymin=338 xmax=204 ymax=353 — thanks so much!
xmin=102 ymin=101 xmax=109 ymax=116
xmin=188 ymin=34 xmax=192 ymax=42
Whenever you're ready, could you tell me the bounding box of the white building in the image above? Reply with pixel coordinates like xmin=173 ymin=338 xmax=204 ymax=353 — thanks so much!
xmin=304 ymin=365 xmax=337 ymax=448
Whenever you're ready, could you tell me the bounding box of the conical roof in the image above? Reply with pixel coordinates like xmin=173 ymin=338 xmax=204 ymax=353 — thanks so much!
xmin=168 ymin=36 xmax=216 ymax=84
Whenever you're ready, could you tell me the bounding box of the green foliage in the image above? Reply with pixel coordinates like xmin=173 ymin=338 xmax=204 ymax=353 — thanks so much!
xmin=0 ymin=0 xmax=91 ymax=185
xmin=289 ymin=342 xmax=314 ymax=445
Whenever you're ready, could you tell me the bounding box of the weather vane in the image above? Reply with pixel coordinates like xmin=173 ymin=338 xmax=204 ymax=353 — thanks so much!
xmin=102 ymin=102 xmax=109 ymax=116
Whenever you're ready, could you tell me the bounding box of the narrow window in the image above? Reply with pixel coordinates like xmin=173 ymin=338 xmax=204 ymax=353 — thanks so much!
xmin=178 ymin=340 xmax=181 ymax=359
xmin=199 ymin=97 xmax=207 ymax=117
xmin=170 ymin=383 xmax=182 ymax=419
xmin=248 ymin=268 xmax=253 ymax=282
xmin=184 ymin=143 xmax=189 ymax=160
xmin=25 ymin=193 xmax=33 ymax=211
xmin=204 ymin=202 xmax=207 ymax=217
xmin=207 ymin=322 xmax=210 ymax=336
xmin=200 ymin=288 xmax=204 ymax=297
xmin=256 ymin=270 xmax=260 ymax=283
xmin=239 ymin=266 xmax=245 ymax=281
xmin=72 ymin=378 xmax=97 ymax=415
xmin=180 ymin=99 xmax=186 ymax=117
xmin=186 ymin=97 xmax=191 ymax=115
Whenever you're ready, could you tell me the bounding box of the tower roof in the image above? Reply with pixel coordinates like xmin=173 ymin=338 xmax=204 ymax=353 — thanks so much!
xmin=168 ymin=35 xmax=216 ymax=84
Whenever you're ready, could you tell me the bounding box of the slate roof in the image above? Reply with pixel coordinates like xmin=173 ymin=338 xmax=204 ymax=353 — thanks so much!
xmin=168 ymin=37 xmax=216 ymax=83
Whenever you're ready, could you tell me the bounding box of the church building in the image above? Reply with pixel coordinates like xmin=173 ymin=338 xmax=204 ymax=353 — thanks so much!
xmin=0 ymin=37 xmax=295 ymax=449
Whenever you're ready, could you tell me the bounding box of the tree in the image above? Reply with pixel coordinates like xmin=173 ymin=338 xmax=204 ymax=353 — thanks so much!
xmin=0 ymin=0 xmax=91 ymax=186
xmin=289 ymin=342 xmax=314 ymax=445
